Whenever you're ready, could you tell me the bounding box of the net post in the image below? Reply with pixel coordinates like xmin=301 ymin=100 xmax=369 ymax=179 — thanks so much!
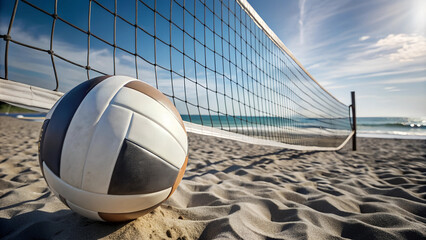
xmin=351 ymin=91 xmax=357 ymax=151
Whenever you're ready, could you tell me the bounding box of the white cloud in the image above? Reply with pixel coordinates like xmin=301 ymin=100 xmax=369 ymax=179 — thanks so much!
xmin=377 ymin=76 xmax=426 ymax=85
xmin=298 ymin=0 xmax=307 ymax=44
xmin=325 ymin=85 xmax=346 ymax=90
xmin=307 ymin=63 xmax=321 ymax=70
xmin=384 ymin=86 xmax=401 ymax=92
xmin=291 ymin=0 xmax=351 ymax=51
xmin=357 ymin=95 xmax=383 ymax=100
xmin=318 ymin=80 xmax=333 ymax=86
xmin=310 ymin=33 xmax=426 ymax=86
xmin=376 ymin=34 xmax=426 ymax=62
xmin=359 ymin=36 xmax=370 ymax=41
xmin=334 ymin=76 xmax=425 ymax=88
xmin=344 ymin=68 xmax=425 ymax=80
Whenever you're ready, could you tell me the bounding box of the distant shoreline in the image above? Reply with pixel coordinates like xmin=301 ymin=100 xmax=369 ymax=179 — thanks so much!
xmin=358 ymin=132 xmax=426 ymax=140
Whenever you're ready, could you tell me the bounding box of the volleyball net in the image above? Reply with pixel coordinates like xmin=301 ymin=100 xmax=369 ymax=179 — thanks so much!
xmin=0 ymin=0 xmax=353 ymax=150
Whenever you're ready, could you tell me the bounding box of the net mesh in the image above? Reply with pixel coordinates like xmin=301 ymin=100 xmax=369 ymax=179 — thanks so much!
xmin=0 ymin=0 xmax=352 ymax=148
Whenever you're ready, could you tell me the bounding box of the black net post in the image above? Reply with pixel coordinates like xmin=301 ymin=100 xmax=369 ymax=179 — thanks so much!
xmin=351 ymin=91 xmax=357 ymax=151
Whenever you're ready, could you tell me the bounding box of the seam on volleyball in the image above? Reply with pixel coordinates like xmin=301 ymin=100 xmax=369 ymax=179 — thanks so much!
xmin=124 ymin=81 xmax=186 ymax=133
xmin=111 ymin=86 xmax=187 ymax=152
xmin=79 ymin=78 xmax=135 ymax=190
xmin=52 ymin=81 xmax=99 ymax=179
xmin=111 ymin=101 xmax=188 ymax=156
xmin=104 ymin=111 xmax=134 ymax=195
xmin=44 ymin=162 xmax=170 ymax=213
xmin=127 ymin=138 xmax=179 ymax=171
xmin=65 ymin=199 xmax=105 ymax=222
xmin=144 ymin=93 xmax=186 ymax=134
xmin=115 ymin=137 xmax=180 ymax=191
xmin=80 ymin=107 xmax=133 ymax=194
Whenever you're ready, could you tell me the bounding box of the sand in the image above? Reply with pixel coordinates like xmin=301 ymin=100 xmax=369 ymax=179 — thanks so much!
xmin=0 ymin=116 xmax=425 ymax=239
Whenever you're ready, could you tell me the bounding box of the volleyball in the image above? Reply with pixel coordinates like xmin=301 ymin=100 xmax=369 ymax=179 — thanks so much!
xmin=38 ymin=75 xmax=188 ymax=222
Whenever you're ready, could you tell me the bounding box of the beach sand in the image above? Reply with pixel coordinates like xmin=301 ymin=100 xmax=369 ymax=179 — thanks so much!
xmin=0 ymin=116 xmax=425 ymax=239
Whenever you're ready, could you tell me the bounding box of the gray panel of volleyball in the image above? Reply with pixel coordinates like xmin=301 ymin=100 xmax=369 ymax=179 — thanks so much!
xmin=0 ymin=0 xmax=353 ymax=149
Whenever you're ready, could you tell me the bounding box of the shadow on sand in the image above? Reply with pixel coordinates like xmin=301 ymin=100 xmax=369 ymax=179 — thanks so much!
xmin=0 ymin=209 xmax=128 ymax=239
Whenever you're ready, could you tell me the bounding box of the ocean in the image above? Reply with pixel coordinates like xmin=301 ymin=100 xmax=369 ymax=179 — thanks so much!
xmin=181 ymin=115 xmax=426 ymax=139
xmin=357 ymin=117 xmax=426 ymax=140
xmin=1 ymin=113 xmax=425 ymax=140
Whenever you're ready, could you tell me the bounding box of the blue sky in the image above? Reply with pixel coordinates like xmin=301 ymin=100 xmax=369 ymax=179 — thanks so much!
xmin=248 ymin=0 xmax=426 ymax=117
